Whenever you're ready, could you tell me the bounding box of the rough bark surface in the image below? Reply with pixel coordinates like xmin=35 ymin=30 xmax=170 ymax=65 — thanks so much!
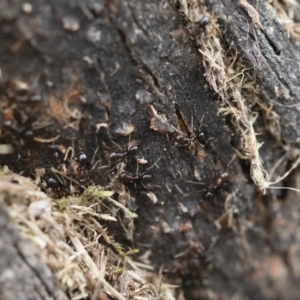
xmin=0 ymin=201 xmax=67 ymax=300
xmin=206 ymin=0 xmax=300 ymax=143
xmin=1 ymin=0 xmax=300 ymax=299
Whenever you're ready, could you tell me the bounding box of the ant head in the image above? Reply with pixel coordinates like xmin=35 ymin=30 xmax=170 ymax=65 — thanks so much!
xmin=139 ymin=174 xmax=153 ymax=189
xmin=219 ymin=171 xmax=230 ymax=183
xmin=128 ymin=145 xmax=139 ymax=156
xmin=141 ymin=174 xmax=152 ymax=183
xmin=198 ymin=16 xmax=210 ymax=27
xmin=78 ymin=153 xmax=88 ymax=165
xmin=46 ymin=177 xmax=59 ymax=188
xmin=196 ymin=131 xmax=206 ymax=146
xmin=203 ymin=191 xmax=214 ymax=201
xmin=23 ymin=129 xmax=34 ymax=141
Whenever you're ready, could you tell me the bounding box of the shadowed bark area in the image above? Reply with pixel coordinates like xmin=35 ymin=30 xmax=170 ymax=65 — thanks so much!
xmin=1 ymin=0 xmax=300 ymax=299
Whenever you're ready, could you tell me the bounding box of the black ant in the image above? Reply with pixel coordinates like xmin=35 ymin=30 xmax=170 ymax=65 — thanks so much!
xmin=3 ymin=119 xmax=35 ymax=147
xmin=76 ymin=153 xmax=90 ymax=184
xmin=172 ymin=114 xmax=207 ymax=149
xmin=198 ymin=16 xmax=210 ymax=28
xmin=203 ymin=170 xmax=231 ymax=200
xmin=45 ymin=176 xmax=74 ymax=198
xmin=46 ymin=177 xmax=59 ymax=189
xmin=45 ymin=177 xmax=63 ymax=198
xmin=184 ymin=169 xmax=231 ymax=201
xmin=189 ymin=16 xmax=211 ymax=40
xmin=4 ymin=78 xmax=41 ymax=103
xmin=173 ymin=131 xmax=206 ymax=147
xmin=105 ymin=145 xmax=139 ymax=162
xmin=118 ymin=171 xmax=152 ymax=188
xmin=117 ymin=154 xmax=161 ymax=189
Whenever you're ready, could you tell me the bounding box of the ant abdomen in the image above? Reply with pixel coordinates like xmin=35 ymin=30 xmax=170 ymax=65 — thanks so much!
xmin=198 ymin=16 xmax=210 ymax=28
xmin=127 ymin=145 xmax=139 ymax=156
xmin=78 ymin=153 xmax=88 ymax=166
xmin=46 ymin=177 xmax=59 ymax=189
xmin=140 ymin=174 xmax=152 ymax=183
xmin=196 ymin=131 xmax=206 ymax=146
xmin=119 ymin=171 xmax=139 ymax=183
xmin=105 ymin=151 xmax=126 ymax=161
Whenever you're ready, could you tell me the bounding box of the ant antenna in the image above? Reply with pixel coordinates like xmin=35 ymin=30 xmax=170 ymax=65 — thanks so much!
xmin=136 ymin=159 xmax=139 ymax=176
xmin=111 ymin=140 xmax=123 ymax=151
xmin=90 ymin=159 xmax=107 ymax=172
xmin=184 ymin=180 xmax=206 ymax=185
xmin=52 ymin=172 xmax=64 ymax=185
xmin=227 ymin=154 xmax=237 ymax=167
xmin=91 ymin=146 xmax=99 ymax=166
xmin=199 ymin=115 xmax=205 ymax=131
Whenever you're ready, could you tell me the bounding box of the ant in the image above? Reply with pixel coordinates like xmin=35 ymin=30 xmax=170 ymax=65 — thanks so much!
xmin=46 ymin=177 xmax=59 ymax=189
xmin=198 ymin=16 xmax=210 ymax=28
xmin=4 ymin=78 xmax=41 ymax=103
xmin=76 ymin=153 xmax=90 ymax=184
xmin=189 ymin=16 xmax=211 ymax=40
xmin=45 ymin=176 xmax=77 ymax=198
xmin=172 ymin=114 xmax=207 ymax=149
xmin=184 ymin=169 xmax=231 ymax=202
xmin=118 ymin=171 xmax=152 ymax=188
xmin=60 ymin=150 xmax=91 ymax=184
xmin=116 ymin=154 xmax=161 ymax=189
xmin=105 ymin=145 xmax=139 ymax=162
xmin=45 ymin=177 xmax=64 ymax=198
xmin=203 ymin=170 xmax=231 ymax=200
xmin=3 ymin=119 xmax=35 ymax=146
xmin=173 ymin=131 xmax=206 ymax=147
xmin=118 ymin=157 xmax=161 ymax=189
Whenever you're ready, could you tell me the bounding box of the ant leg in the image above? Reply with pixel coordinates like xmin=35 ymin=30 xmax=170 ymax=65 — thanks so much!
xmin=146 ymin=155 xmax=162 ymax=171
xmin=198 ymin=115 xmax=205 ymax=132
xmin=91 ymin=146 xmax=99 ymax=166
xmin=227 ymin=154 xmax=237 ymax=167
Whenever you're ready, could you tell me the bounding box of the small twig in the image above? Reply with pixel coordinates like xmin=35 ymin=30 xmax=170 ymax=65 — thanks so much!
xmin=34 ymin=135 xmax=60 ymax=143
xmin=237 ymin=0 xmax=262 ymax=29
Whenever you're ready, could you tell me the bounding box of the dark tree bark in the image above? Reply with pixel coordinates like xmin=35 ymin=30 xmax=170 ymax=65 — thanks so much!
xmin=1 ymin=0 xmax=300 ymax=299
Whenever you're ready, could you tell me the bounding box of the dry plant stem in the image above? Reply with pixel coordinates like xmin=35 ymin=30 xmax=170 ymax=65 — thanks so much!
xmin=271 ymin=155 xmax=300 ymax=185
xmin=99 ymin=278 xmax=127 ymax=300
xmin=269 ymin=0 xmax=300 ymax=39
xmin=69 ymin=235 xmax=99 ymax=275
xmin=237 ymin=0 xmax=262 ymax=29
xmin=0 ymin=168 xmax=169 ymax=299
